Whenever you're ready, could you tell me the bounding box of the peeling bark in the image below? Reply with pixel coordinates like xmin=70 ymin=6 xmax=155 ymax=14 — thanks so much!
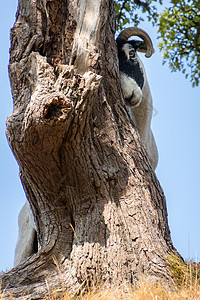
xmin=1 ymin=0 xmax=179 ymax=298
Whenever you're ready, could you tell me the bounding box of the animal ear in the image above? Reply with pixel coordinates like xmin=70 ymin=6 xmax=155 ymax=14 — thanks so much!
xmin=134 ymin=41 xmax=147 ymax=53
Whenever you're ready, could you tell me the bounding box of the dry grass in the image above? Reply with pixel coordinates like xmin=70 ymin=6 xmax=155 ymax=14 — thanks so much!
xmin=1 ymin=279 xmax=200 ymax=299
xmin=1 ymin=255 xmax=200 ymax=299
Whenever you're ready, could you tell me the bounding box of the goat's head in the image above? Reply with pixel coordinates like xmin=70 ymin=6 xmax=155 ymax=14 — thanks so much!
xmin=116 ymin=27 xmax=154 ymax=107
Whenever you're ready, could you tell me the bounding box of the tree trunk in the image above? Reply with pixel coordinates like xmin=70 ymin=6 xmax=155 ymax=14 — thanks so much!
xmin=1 ymin=0 xmax=179 ymax=298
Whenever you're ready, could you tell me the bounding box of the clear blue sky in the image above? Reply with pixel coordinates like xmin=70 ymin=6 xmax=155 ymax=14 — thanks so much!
xmin=0 ymin=1 xmax=200 ymax=272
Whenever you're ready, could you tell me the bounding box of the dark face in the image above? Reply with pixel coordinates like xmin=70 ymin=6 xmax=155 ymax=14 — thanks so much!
xmin=117 ymin=40 xmax=145 ymax=90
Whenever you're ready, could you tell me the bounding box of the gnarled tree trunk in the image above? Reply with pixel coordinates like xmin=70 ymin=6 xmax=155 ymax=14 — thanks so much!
xmin=1 ymin=0 xmax=179 ymax=298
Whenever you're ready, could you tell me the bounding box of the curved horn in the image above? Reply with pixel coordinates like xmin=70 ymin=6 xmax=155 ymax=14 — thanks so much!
xmin=116 ymin=27 xmax=155 ymax=58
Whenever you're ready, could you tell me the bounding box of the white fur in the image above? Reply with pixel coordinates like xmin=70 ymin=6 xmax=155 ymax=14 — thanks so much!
xmin=14 ymin=202 xmax=36 ymax=266
xmin=127 ymin=54 xmax=158 ymax=171
xmin=119 ymin=72 xmax=142 ymax=106
xmin=122 ymin=43 xmax=132 ymax=60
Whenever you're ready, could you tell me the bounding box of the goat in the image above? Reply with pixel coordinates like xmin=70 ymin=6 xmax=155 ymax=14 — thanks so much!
xmin=116 ymin=27 xmax=158 ymax=170
xmin=14 ymin=201 xmax=37 ymax=266
xmin=14 ymin=27 xmax=158 ymax=266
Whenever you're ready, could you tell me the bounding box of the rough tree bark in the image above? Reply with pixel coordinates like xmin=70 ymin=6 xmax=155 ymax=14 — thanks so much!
xmin=1 ymin=0 xmax=179 ymax=298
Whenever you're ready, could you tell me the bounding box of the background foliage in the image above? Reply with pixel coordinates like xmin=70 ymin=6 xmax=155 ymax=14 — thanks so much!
xmin=115 ymin=0 xmax=200 ymax=87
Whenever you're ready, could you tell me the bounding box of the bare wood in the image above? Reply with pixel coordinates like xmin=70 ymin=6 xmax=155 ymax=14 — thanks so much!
xmin=1 ymin=0 xmax=179 ymax=298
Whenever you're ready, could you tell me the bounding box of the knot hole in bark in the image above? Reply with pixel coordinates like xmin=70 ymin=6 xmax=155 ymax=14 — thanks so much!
xmin=43 ymin=94 xmax=72 ymax=121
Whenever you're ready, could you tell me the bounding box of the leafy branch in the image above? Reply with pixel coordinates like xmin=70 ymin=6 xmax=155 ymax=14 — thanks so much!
xmin=157 ymin=0 xmax=200 ymax=87
xmin=115 ymin=0 xmax=162 ymax=32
